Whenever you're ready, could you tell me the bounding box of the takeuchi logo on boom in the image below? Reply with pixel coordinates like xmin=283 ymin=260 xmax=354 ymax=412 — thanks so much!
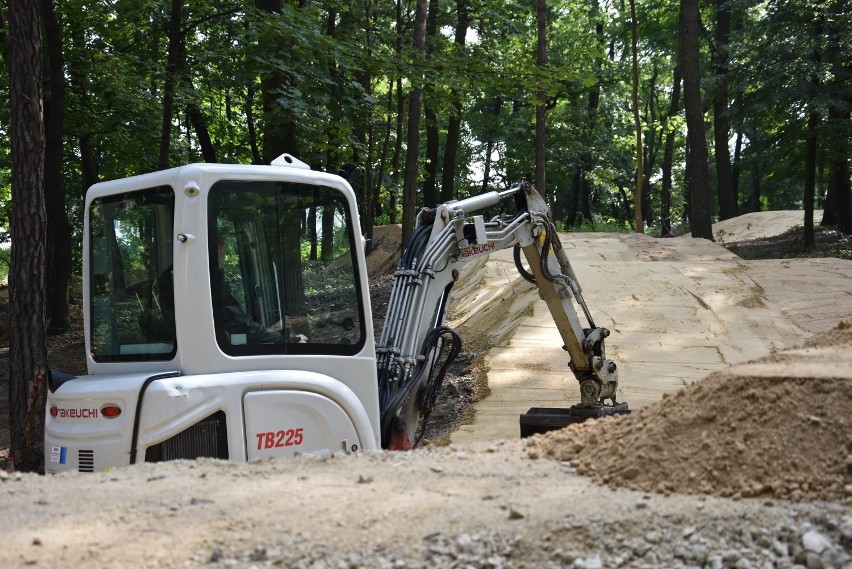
xmin=459 ymin=242 xmax=495 ymax=258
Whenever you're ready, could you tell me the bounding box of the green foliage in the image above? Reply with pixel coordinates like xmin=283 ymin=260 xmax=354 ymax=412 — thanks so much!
xmin=0 ymin=248 xmax=10 ymax=286
xmin=559 ymin=215 xmax=636 ymax=233
xmin=2 ymin=0 xmax=847 ymax=297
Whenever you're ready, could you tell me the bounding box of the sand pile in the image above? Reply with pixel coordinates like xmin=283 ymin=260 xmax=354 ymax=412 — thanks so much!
xmin=713 ymin=210 xmax=823 ymax=243
xmin=366 ymin=224 xmax=403 ymax=275
xmin=528 ymin=321 xmax=852 ymax=502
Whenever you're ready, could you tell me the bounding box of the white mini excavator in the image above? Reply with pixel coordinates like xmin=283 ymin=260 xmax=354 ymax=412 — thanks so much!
xmin=44 ymin=155 xmax=627 ymax=473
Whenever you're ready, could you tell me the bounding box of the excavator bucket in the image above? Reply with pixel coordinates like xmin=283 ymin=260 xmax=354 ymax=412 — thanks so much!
xmin=519 ymin=403 xmax=630 ymax=438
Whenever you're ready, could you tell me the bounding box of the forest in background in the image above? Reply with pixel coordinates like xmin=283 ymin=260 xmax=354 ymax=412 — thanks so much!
xmin=2 ymin=0 xmax=851 ymax=248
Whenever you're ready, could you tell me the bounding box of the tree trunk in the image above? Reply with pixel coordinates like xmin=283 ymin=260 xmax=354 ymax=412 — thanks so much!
xmin=390 ymin=76 xmax=404 ymax=225
xmin=629 ymin=0 xmax=643 ymax=233
xmin=440 ymin=0 xmax=469 ymax=203
xmin=732 ymin=127 xmax=743 ymax=208
xmin=375 ymin=79 xmax=394 ymax=219
xmin=402 ymin=0 xmax=427 ymax=241
xmin=423 ymin=106 xmax=439 ymax=208
xmin=576 ymin=16 xmax=604 ymax=227
xmin=389 ymin=0 xmax=406 ymax=225
xmin=534 ymin=0 xmax=547 ymax=194
xmin=642 ymin=63 xmax=660 ymax=227
xmin=713 ymin=0 xmax=736 ymax=220
xmin=41 ymin=0 xmax=72 ymax=335
xmin=480 ymin=99 xmax=501 ymax=194
xmin=187 ymin=101 xmax=217 ymax=162
xmin=159 ymin=0 xmax=182 ymax=169
xmin=803 ymin=14 xmax=823 ymax=251
xmin=245 ymin=84 xmax=261 ymax=164
xmin=9 ymin=0 xmax=49 ymax=473
xmin=822 ymin=98 xmax=852 ymax=233
xmin=681 ymin=0 xmax=713 ymax=240
xmin=79 ymin=134 xmax=99 ymax=190
xmin=747 ymin=125 xmax=761 ymax=212
xmin=256 ymin=0 xmax=299 ymax=161
xmin=422 ymin=0 xmax=440 ymax=208
xmin=821 ymin=4 xmax=851 ymax=234
xmin=660 ymin=24 xmax=683 ymax=236
xmin=567 ymin=165 xmax=581 ymax=227
xmin=803 ymin=109 xmax=819 ymax=250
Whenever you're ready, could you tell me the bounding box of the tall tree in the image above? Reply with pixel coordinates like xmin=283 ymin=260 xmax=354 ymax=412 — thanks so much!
xmin=534 ymin=0 xmax=547 ymax=194
xmin=660 ymin=32 xmax=683 ymax=237
xmin=629 ymin=0 xmax=643 ymax=233
xmin=802 ymin=10 xmax=823 ymax=251
xmin=439 ymin=0 xmax=469 ymax=203
xmin=159 ymin=0 xmax=183 ymax=169
xmin=255 ymin=0 xmax=300 ymax=161
xmin=422 ymin=0 xmax=440 ymax=208
xmin=681 ymin=0 xmax=713 ymax=240
xmin=8 ymin=0 xmax=49 ymax=472
xmin=712 ymin=0 xmax=736 ymax=220
xmin=42 ymin=0 xmax=73 ymax=334
xmin=402 ymin=0 xmax=427 ymax=240
xmin=820 ymin=0 xmax=852 ymax=233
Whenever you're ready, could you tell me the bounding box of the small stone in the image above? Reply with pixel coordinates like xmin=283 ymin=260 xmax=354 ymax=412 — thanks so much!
xmin=357 ymin=475 xmax=373 ymax=484
xmin=772 ymin=539 xmax=789 ymax=557
xmin=508 ymin=508 xmax=525 ymax=520
xmin=802 ymin=530 xmax=831 ymax=554
xmin=32 ymin=538 xmax=42 ymax=546
xmin=579 ymin=554 xmax=603 ymax=569
xmin=840 ymin=517 xmax=852 ymax=540
xmin=804 ymin=551 xmax=823 ymax=569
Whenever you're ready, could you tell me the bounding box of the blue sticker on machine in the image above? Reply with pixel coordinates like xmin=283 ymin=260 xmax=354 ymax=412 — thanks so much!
xmin=50 ymin=446 xmax=67 ymax=464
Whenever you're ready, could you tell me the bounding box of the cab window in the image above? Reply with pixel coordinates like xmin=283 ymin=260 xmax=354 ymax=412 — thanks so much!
xmin=89 ymin=186 xmax=176 ymax=361
xmin=209 ymin=180 xmax=365 ymax=356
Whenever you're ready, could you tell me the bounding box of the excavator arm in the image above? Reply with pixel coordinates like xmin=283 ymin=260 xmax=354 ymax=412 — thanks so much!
xmin=377 ymin=182 xmax=628 ymax=449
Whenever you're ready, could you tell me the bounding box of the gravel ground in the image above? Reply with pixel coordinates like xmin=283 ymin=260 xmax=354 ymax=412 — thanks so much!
xmin=1 ymin=442 xmax=850 ymax=569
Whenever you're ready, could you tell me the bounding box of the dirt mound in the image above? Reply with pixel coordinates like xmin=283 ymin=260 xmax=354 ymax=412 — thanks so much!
xmin=366 ymin=224 xmax=402 ymax=275
xmin=527 ymin=321 xmax=852 ymax=502
xmin=713 ymin=210 xmax=823 ymax=244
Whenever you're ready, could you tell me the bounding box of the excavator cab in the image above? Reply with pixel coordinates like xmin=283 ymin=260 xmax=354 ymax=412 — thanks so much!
xmin=46 ymin=156 xmax=381 ymax=473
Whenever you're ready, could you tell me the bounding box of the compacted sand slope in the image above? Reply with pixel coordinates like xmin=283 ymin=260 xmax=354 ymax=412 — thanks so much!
xmin=451 ymin=229 xmax=852 ymax=443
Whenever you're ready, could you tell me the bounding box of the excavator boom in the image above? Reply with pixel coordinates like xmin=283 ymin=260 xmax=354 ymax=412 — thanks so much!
xmin=377 ymin=182 xmax=628 ymax=448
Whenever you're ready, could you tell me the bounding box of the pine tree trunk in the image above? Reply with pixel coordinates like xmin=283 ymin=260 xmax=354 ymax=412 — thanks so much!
xmin=439 ymin=0 xmax=469 ymax=203
xmin=681 ymin=0 xmax=714 ymax=240
xmin=187 ymin=102 xmax=217 ymax=162
xmin=803 ymin=14 xmax=823 ymax=251
xmin=630 ymin=0 xmax=643 ymax=233
xmin=660 ymin=25 xmax=683 ymax=236
xmin=9 ymin=0 xmax=49 ymax=473
xmin=256 ymin=0 xmax=299 ymax=161
xmin=422 ymin=0 xmax=440 ymax=208
xmin=713 ymin=0 xmax=736 ymax=220
xmin=159 ymin=0 xmax=182 ymax=169
xmin=534 ymin=0 xmax=547 ymax=194
xmin=42 ymin=0 xmax=72 ymax=335
xmin=402 ymin=0 xmax=427 ymax=241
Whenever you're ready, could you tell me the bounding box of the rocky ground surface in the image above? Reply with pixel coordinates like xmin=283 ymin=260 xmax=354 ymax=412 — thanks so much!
xmin=2 ymin=213 xmax=851 ymax=568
